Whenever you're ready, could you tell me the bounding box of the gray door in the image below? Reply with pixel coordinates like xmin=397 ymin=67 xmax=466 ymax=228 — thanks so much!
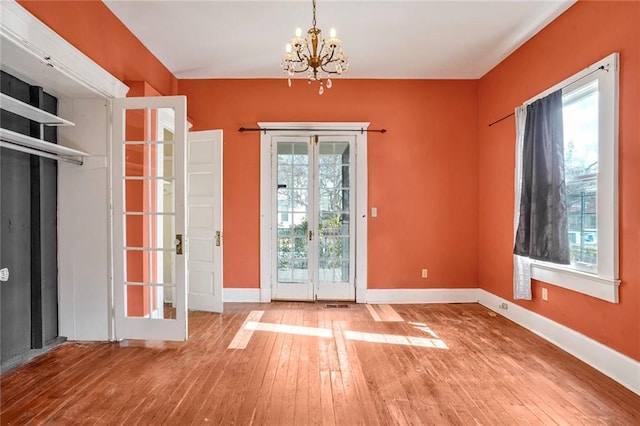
xmin=0 ymin=148 xmax=32 ymax=364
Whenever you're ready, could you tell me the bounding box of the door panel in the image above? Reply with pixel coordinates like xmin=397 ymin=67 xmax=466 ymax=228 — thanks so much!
xmin=315 ymin=137 xmax=355 ymax=300
xmin=187 ymin=130 xmax=223 ymax=313
xmin=112 ymin=96 xmax=187 ymax=341
xmin=273 ymin=139 xmax=313 ymax=300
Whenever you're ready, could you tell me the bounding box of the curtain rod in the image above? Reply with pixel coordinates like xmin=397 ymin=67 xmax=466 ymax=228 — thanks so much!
xmin=487 ymin=65 xmax=606 ymax=128
xmin=238 ymin=127 xmax=387 ymax=134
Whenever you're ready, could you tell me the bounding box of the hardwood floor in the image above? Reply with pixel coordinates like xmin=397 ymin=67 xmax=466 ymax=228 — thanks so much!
xmin=1 ymin=302 xmax=639 ymax=425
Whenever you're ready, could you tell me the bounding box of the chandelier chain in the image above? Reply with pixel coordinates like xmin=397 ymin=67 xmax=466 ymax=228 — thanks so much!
xmin=312 ymin=0 xmax=317 ymax=29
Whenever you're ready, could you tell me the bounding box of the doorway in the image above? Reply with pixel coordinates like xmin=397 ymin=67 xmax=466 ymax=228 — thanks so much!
xmin=260 ymin=123 xmax=369 ymax=303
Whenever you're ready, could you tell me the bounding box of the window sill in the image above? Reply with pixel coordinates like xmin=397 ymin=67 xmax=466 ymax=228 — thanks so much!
xmin=530 ymin=261 xmax=620 ymax=303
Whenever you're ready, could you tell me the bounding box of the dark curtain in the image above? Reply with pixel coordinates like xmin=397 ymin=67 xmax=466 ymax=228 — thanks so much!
xmin=514 ymin=90 xmax=570 ymax=264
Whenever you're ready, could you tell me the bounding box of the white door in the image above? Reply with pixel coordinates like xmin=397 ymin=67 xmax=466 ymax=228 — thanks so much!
xmin=112 ymin=96 xmax=188 ymax=341
xmin=272 ymin=135 xmax=356 ymax=301
xmin=187 ymin=130 xmax=223 ymax=313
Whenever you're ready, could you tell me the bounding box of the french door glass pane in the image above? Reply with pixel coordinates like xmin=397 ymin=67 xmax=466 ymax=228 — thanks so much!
xmin=124 ymin=284 xmax=176 ymax=319
xmin=122 ymin=107 xmax=177 ymax=318
xmin=277 ymin=142 xmax=309 ymax=283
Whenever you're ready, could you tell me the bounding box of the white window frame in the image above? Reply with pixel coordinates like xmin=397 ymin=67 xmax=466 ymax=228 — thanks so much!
xmin=523 ymin=53 xmax=620 ymax=303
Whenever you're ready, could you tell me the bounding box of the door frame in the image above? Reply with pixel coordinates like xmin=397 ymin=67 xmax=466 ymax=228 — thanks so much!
xmin=259 ymin=122 xmax=368 ymax=303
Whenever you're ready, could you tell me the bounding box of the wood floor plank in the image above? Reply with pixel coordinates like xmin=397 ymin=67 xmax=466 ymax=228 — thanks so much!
xmin=2 ymin=302 xmax=639 ymax=425
xmin=365 ymin=303 xmax=382 ymax=322
xmin=377 ymin=304 xmax=404 ymax=322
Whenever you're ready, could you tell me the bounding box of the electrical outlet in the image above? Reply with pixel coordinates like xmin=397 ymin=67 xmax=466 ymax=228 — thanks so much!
xmin=421 ymin=269 xmax=428 ymax=278
xmin=499 ymin=302 xmax=508 ymax=310
xmin=542 ymin=288 xmax=548 ymax=301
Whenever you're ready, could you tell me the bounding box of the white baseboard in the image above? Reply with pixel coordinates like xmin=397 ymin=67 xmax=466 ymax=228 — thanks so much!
xmin=365 ymin=288 xmax=481 ymax=304
xmin=224 ymin=288 xmax=261 ymax=303
xmin=477 ymin=289 xmax=640 ymax=396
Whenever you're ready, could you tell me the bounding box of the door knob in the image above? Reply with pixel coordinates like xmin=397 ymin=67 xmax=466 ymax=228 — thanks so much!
xmin=175 ymin=234 xmax=183 ymax=255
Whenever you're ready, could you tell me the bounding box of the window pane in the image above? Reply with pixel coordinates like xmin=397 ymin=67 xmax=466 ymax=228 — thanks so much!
xmin=566 ymin=179 xmax=597 ymax=269
xmin=563 ymin=81 xmax=598 ymax=179
xmin=563 ymin=80 xmax=598 ymax=272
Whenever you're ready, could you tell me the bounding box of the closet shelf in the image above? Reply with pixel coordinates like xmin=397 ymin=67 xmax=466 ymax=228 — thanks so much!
xmin=0 ymin=92 xmax=75 ymax=126
xmin=0 ymin=128 xmax=88 ymax=164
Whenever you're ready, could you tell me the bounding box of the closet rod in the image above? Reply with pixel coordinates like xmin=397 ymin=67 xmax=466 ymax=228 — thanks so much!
xmin=0 ymin=141 xmax=83 ymax=165
xmin=238 ymin=127 xmax=386 ymax=134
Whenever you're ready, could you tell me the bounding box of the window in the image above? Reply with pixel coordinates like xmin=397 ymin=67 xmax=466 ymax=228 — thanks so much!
xmin=563 ymin=80 xmax=598 ymax=273
xmin=528 ymin=53 xmax=620 ymax=303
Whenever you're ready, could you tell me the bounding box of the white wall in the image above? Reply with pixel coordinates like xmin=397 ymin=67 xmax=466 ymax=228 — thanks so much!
xmin=58 ymin=98 xmax=111 ymax=341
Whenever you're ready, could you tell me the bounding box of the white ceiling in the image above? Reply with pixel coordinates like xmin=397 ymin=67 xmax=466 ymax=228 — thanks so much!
xmin=104 ymin=0 xmax=575 ymax=80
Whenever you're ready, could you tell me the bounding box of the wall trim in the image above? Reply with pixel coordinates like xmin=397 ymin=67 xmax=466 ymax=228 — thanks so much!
xmin=224 ymin=288 xmax=261 ymax=303
xmin=366 ymin=288 xmax=481 ymax=304
xmin=477 ymin=289 xmax=640 ymax=396
xmin=0 ymin=0 xmax=129 ymax=98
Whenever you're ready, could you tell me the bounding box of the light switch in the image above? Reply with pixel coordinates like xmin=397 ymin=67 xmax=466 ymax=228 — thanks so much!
xmin=371 ymin=207 xmax=378 ymax=217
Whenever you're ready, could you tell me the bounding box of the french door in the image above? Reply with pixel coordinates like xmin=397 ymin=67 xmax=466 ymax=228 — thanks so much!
xmin=272 ymin=135 xmax=356 ymax=301
xmin=112 ymin=96 xmax=187 ymax=341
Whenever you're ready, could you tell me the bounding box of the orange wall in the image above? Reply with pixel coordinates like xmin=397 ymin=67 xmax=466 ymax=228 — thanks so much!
xmin=178 ymin=79 xmax=479 ymax=289
xmin=478 ymin=0 xmax=640 ymax=361
xmin=18 ymin=0 xmax=177 ymax=96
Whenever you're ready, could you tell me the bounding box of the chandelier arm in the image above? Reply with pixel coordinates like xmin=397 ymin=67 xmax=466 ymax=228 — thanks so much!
xmin=294 ymin=47 xmax=306 ymax=63
xmin=319 ymin=67 xmax=342 ymax=75
xmin=320 ymin=57 xmax=344 ymax=73
xmin=291 ymin=65 xmax=311 ymax=74
xmin=321 ymin=48 xmax=335 ymax=64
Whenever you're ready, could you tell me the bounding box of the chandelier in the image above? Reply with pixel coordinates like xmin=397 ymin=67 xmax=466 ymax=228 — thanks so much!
xmin=281 ymin=0 xmax=348 ymax=95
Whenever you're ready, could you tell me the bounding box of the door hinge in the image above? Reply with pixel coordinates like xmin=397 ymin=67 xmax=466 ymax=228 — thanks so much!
xmin=216 ymin=231 xmax=221 ymax=247
xmin=308 ymin=230 xmax=313 ymax=241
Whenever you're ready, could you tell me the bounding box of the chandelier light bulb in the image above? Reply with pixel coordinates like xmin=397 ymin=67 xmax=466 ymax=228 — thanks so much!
xmin=329 ymin=28 xmax=336 ymax=38
xmin=295 ymin=27 xmax=302 ymax=37
xmin=286 ymin=43 xmax=292 ymax=53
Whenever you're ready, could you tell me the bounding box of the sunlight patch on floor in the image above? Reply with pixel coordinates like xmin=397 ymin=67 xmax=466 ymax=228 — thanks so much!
xmin=245 ymin=321 xmax=334 ymax=338
xmin=229 ymin=310 xmax=447 ymax=350
xmin=408 ymin=322 xmax=440 ymax=339
xmin=227 ymin=310 xmax=264 ymax=349
xmin=343 ymin=330 xmax=449 ymax=349
xmin=366 ymin=304 xmax=404 ymax=322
